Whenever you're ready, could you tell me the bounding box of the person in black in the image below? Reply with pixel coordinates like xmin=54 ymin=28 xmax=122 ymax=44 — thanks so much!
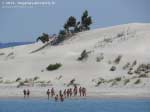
xmin=59 ymin=90 xmax=62 ymax=98
xmin=63 ymin=89 xmax=67 ymax=98
xmin=23 ymin=89 xmax=26 ymax=98
xmin=79 ymin=87 xmax=82 ymax=96
xmin=82 ymin=87 xmax=86 ymax=96
xmin=69 ymin=88 xmax=72 ymax=97
xmin=47 ymin=89 xmax=50 ymax=100
xmin=60 ymin=94 xmax=64 ymax=102
xmin=73 ymin=86 xmax=78 ymax=96
xmin=27 ymin=89 xmax=30 ymax=98
xmin=67 ymin=89 xmax=70 ymax=98
xmin=51 ymin=88 xmax=55 ymax=97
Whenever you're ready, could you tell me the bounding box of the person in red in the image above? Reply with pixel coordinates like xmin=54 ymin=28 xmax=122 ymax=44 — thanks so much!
xmin=27 ymin=89 xmax=30 ymax=98
xmin=23 ymin=89 xmax=26 ymax=98
xmin=51 ymin=88 xmax=55 ymax=97
xmin=79 ymin=87 xmax=82 ymax=96
xmin=47 ymin=89 xmax=50 ymax=100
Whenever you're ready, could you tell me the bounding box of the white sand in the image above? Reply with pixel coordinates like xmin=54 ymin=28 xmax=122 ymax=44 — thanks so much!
xmin=0 ymin=23 xmax=150 ymax=99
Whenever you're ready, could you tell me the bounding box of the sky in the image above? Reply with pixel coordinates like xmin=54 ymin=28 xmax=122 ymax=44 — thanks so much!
xmin=0 ymin=0 xmax=149 ymax=42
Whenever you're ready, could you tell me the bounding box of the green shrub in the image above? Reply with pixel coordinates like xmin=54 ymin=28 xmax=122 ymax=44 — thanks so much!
xmin=16 ymin=77 xmax=21 ymax=82
xmin=33 ymin=76 xmax=40 ymax=81
xmin=115 ymin=77 xmax=121 ymax=81
xmin=17 ymin=82 xmax=24 ymax=88
xmin=134 ymin=79 xmax=141 ymax=84
xmin=46 ymin=63 xmax=62 ymax=71
xmin=110 ymin=66 xmax=116 ymax=71
xmin=67 ymin=78 xmax=76 ymax=86
xmin=78 ymin=50 xmax=88 ymax=61
xmin=111 ymin=80 xmax=117 ymax=86
xmin=124 ymin=79 xmax=130 ymax=85
xmin=114 ymin=55 xmax=122 ymax=64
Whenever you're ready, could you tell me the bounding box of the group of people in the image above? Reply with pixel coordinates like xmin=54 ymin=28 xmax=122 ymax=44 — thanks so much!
xmin=23 ymin=89 xmax=30 ymax=98
xmin=23 ymin=86 xmax=86 ymax=102
xmin=46 ymin=86 xmax=87 ymax=102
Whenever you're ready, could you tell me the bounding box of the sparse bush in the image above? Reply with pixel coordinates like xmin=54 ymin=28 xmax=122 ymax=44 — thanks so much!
xmin=78 ymin=50 xmax=88 ymax=61
xmin=128 ymin=70 xmax=133 ymax=75
xmin=96 ymin=81 xmax=102 ymax=87
xmin=0 ymin=80 xmax=3 ymax=83
xmin=67 ymin=78 xmax=76 ymax=86
xmin=138 ymin=74 xmax=148 ymax=78
xmin=33 ymin=76 xmax=40 ymax=81
xmin=103 ymin=38 xmax=112 ymax=43
xmin=124 ymin=79 xmax=130 ymax=85
xmin=131 ymin=60 xmax=137 ymax=67
xmin=56 ymin=75 xmax=62 ymax=80
xmin=96 ymin=53 xmax=104 ymax=62
xmin=114 ymin=55 xmax=122 ymax=64
xmin=117 ymin=32 xmax=124 ymax=38
xmin=16 ymin=77 xmax=21 ymax=82
xmin=46 ymin=63 xmax=62 ymax=71
xmin=96 ymin=57 xmax=101 ymax=62
xmin=17 ymin=82 xmax=24 ymax=88
xmin=115 ymin=77 xmax=121 ymax=81
xmin=134 ymin=79 xmax=141 ymax=84
xmin=95 ymin=78 xmax=105 ymax=87
xmin=110 ymin=66 xmax=116 ymax=71
xmin=123 ymin=62 xmax=130 ymax=70
xmin=107 ymin=79 xmax=114 ymax=83
xmin=111 ymin=80 xmax=117 ymax=86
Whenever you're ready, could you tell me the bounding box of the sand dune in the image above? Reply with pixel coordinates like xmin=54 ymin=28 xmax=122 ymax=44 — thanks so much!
xmin=0 ymin=23 xmax=150 ymax=98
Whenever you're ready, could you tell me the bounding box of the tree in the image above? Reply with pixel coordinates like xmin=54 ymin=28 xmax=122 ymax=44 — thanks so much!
xmin=74 ymin=21 xmax=81 ymax=33
xmin=57 ymin=30 xmax=66 ymax=41
xmin=81 ymin=10 xmax=92 ymax=30
xmin=36 ymin=33 xmax=49 ymax=43
xmin=64 ymin=23 xmax=69 ymax=33
xmin=67 ymin=16 xmax=76 ymax=28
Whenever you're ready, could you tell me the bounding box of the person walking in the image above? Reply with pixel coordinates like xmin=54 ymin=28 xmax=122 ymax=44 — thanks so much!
xmin=47 ymin=89 xmax=50 ymax=100
xmin=51 ymin=88 xmax=55 ymax=97
xmin=79 ymin=87 xmax=82 ymax=96
xmin=23 ymin=89 xmax=26 ymax=98
xmin=55 ymin=94 xmax=58 ymax=101
xmin=27 ymin=89 xmax=30 ymax=98
xmin=63 ymin=89 xmax=67 ymax=98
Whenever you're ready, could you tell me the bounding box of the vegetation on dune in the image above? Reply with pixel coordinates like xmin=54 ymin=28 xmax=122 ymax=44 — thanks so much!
xmin=46 ymin=63 xmax=62 ymax=71
xmin=36 ymin=10 xmax=92 ymax=44
xmin=78 ymin=50 xmax=89 ymax=61
xmin=16 ymin=77 xmax=22 ymax=82
xmin=134 ymin=79 xmax=141 ymax=84
xmin=36 ymin=33 xmax=49 ymax=43
xmin=114 ymin=55 xmax=122 ymax=64
xmin=124 ymin=79 xmax=130 ymax=85
xmin=110 ymin=66 xmax=116 ymax=71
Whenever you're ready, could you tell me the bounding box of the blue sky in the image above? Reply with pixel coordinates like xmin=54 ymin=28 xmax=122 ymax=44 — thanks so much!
xmin=0 ymin=0 xmax=149 ymax=42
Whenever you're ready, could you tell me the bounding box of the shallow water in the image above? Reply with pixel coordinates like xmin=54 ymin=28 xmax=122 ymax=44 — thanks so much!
xmin=0 ymin=98 xmax=149 ymax=112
